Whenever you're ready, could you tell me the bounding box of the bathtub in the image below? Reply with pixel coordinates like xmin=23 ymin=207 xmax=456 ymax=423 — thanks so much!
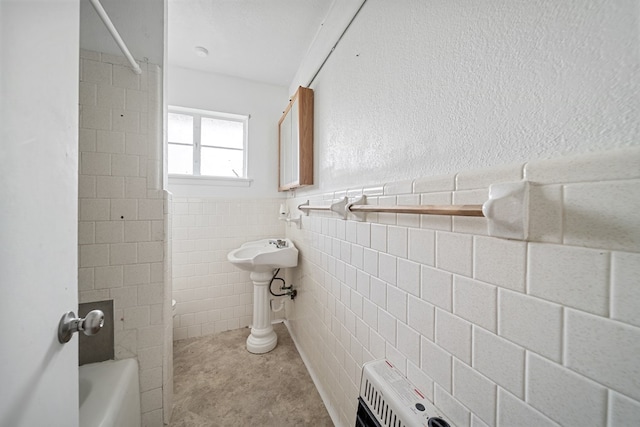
xmin=79 ymin=359 xmax=141 ymax=427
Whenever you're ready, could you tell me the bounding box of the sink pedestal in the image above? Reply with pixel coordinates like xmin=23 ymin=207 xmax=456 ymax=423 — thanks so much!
xmin=227 ymin=238 xmax=298 ymax=354
xmin=246 ymin=271 xmax=277 ymax=354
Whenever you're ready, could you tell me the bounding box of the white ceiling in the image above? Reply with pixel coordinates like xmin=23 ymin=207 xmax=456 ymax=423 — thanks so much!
xmin=168 ymin=0 xmax=334 ymax=87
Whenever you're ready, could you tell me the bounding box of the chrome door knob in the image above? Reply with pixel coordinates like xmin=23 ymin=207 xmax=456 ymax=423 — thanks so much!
xmin=81 ymin=310 xmax=104 ymax=335
xmin=57 ymin=310 xmax=105 ymax=343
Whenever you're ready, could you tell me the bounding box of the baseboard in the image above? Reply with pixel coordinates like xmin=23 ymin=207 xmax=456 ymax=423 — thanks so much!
xmin=283 ymin=320 xmax=345 ymax=427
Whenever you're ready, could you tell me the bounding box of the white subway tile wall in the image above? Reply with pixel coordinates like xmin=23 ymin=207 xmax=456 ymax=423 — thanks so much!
xmin=78 ymin=49 xmax=169 ymax=426
xmin=171 ymin=197 xmax=285 ymax=340
xmin=497 ymin=388 xmax=559 ymax=427
xmin=452 ymin=277 xmax=497 ymax=332
xmin=434 ymin=384 xmax=471 ymax=427
xmin=472 ymin=327 xmax=525 ymax=399
xmin=498 ymin=289 xmax=563 ymax=362
xmin=527 ymin=352 xmax=608 ymax=427
xmin=282 ymin=147 xmax=640 ymax=426
xmin=611 ymin=251 xmax=640 ymax=328
xmin=609 ymin=392 xmax=640 ymax=426
xmin=421 ymin=336 xmax=453 ymax=392
xmin=453 ymin=359 xmax=497 ymax=426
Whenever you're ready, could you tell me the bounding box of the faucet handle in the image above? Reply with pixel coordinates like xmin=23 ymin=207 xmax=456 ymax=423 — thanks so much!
xmin=268 ymin=239 xmax=287 ymax=248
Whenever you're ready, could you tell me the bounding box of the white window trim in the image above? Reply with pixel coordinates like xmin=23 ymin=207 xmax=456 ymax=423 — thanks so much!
xmin=168 ymin=105 xmax=251 ymax=184
xmin=169 ymin=174 xmax=252 ymax=187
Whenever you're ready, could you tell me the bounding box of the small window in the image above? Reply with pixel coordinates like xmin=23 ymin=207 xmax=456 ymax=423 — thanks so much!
xmin=168 ymin=107 xmax=248 ymax=178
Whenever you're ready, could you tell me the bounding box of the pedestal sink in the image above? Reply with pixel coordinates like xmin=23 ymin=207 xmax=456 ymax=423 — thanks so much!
xmin=228 ymin=238 xmax=298 ymax=353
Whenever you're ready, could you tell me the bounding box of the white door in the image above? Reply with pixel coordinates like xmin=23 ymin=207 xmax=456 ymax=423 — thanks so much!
xmin=0 ymin=1 xmax=81 ymax=426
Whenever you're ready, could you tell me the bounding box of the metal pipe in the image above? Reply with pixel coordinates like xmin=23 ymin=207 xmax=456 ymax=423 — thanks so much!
xmin=306 ymin=0 xmax=367 ymax=87
xmin=89 ymin=0 xmax=142 ymax=75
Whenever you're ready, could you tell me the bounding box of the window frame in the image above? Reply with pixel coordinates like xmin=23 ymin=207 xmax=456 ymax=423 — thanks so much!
xmin=167 ymin=105 xmax=250 ymax=181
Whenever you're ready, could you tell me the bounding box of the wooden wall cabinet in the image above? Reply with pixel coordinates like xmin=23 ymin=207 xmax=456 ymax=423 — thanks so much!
xmin=278 ymin=86 xmax=313 ymax=191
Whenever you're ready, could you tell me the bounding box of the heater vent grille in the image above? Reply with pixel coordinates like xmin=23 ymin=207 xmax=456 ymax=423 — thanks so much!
xmin=357 ymin=359 xmax=454 ymax=427
xmin=363 ymin=378 xmax=405 ymax=427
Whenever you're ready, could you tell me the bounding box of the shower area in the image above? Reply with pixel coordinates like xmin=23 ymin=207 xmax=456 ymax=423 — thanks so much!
xmin=77 ymin=46 xmax=173 ymax=425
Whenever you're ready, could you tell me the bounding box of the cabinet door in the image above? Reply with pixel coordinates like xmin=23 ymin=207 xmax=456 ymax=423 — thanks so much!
xmin=279 ymin=106 xmax=292 ymax=187
xmin=278 ymin=86 xmax=313 ymax=191
xmin=290 ymin=97 xmax=300 ymax=184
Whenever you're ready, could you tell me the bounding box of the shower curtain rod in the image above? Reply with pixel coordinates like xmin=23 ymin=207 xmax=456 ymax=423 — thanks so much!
xmin=89 ymin=0 xmax=142 ymax=75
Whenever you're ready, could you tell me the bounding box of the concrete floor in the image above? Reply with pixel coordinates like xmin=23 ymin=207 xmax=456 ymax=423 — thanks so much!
xmin=170 ymin=323 xmax=334 ymax=426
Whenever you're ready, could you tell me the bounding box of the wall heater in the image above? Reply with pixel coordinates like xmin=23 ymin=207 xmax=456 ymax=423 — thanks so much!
xmin=356 ymin=360 xmax=454 ymax=427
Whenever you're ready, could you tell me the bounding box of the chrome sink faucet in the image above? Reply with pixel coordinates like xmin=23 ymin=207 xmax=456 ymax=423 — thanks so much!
xmin=269 ymin=239 xmax=287 ymax=249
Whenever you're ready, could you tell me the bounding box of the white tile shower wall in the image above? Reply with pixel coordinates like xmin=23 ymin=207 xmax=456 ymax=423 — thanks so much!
xmin=77 ymin=49 xmax=169 ymax=426
xmin=284 ymin=147 xmax=640 ymax=427
xmin=162 ymin=192 xmax=173 ymax=423
xmin=171 ymin=197 xmax=285 ymax=340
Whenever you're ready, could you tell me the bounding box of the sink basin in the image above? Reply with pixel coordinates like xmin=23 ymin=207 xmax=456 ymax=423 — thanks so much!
xmin=227 ymin=238 xmax=298 ymax=272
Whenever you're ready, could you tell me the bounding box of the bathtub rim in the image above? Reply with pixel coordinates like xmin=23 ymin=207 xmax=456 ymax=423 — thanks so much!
xmin=78 ymin=358 xmax=140 ymax=427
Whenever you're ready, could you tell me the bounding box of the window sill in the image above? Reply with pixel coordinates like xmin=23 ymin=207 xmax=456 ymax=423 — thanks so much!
xmin=168 ymin=175 xmax=253 ymax=187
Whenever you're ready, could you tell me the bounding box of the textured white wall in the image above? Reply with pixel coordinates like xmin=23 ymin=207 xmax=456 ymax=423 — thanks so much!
xmin=300 ymin=0 xmax=639 ymax=192
xmin=167 ymin=66 xmax=288 ymax=198
xmin=282 ymin=1 xmax=640 ymax=425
